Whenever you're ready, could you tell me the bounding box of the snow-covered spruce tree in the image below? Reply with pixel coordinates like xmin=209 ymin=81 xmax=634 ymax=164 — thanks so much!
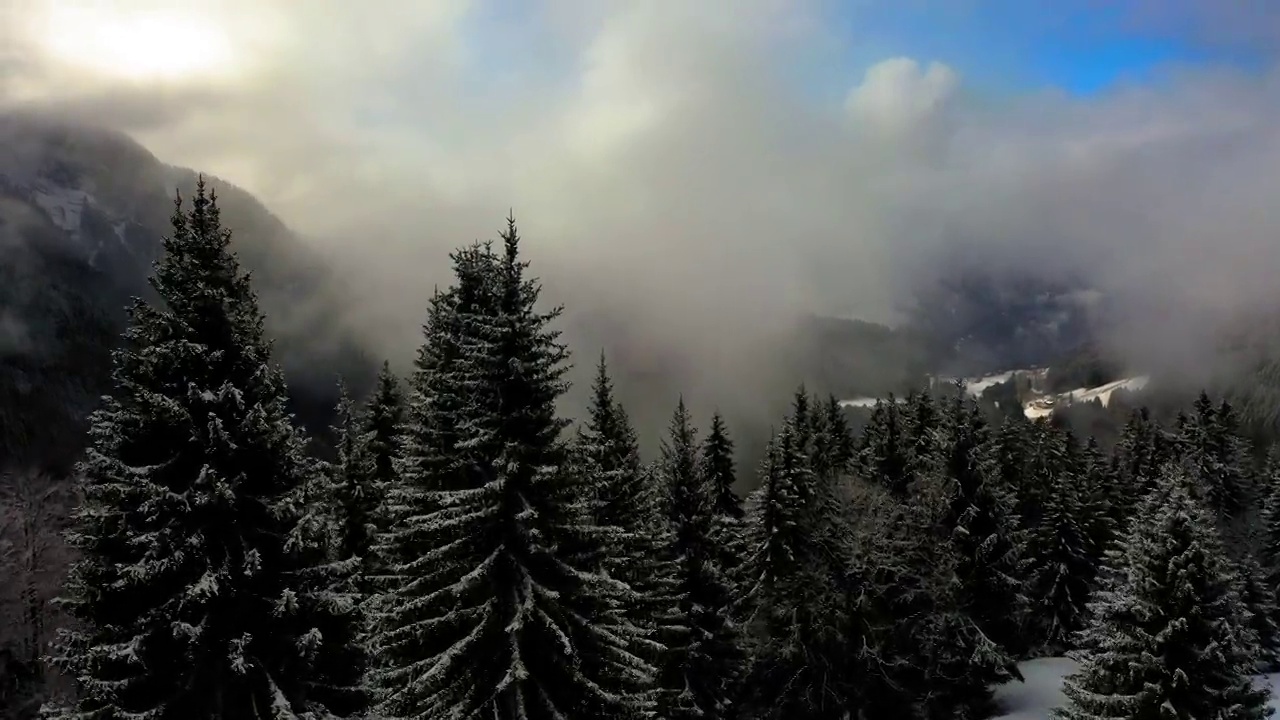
xmin=356 ymin=361 xmax=403 ymax=591
xmin=328 ymin=381 xmax=377 ymax=589
xmin=701 ymin=410 xmax=746 ymax=583
xmin=939 ymin=399 xmax=1026 ymax=661
xmin=1261 ymin=448 xmax=1280 ymax=573
xmin=48 ymin=179 xmax=364 ymax=719
xmin=369 ymin=219 xmax=652 ymax=719
xmin=1056 ymin=465 xmax=1271 ymax=720
xmin=1113 ymin=407 xmax=1171 ymax=507
xmin=865 ymin=442 xmax=1015 ymax=720
xmin=1076 ymin=436 xmax=1118 ymax=566
xmin=817 ymin=395 xmax=854 ymax=476
xmin=363 ymin=362 xmax=405 ymax=477
xmin=656 ymin=400 xmax=744 ymax=720
xmin=788 ymin=387 xmax=814 ymax=456
xmin=1015 ymin=419 xmax=1071 ymax=534
xmin=905 ymin=390 xmax=945 ymax=465
xmin=1255 ymin=448 xmax=1280 ymax=668
xmin=293 ymin=431 xmax=368 ymax=719
xmin=703 ymin=411 xmax=742 ymax=522
xmin=1235 ymin=549 xmax=1280 ymax=671
xmin=992 ymin=416 xmax=1031 ymax=497
xmin=739 ymin=418 xmax=856 ymax=719
xmin=1023 ymin=434 xmax=1096 ymax=655
xmin=575 ymin=352 xmax=672 ymax=672
xmin=1179 ymin=392 xmax=1253 ymax=522
xmin=858 ymin=396 xmax=912 ymax=496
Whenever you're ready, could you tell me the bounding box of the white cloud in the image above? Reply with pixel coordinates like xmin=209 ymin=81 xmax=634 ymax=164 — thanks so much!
xmin=3 ymin=0 xmax=1280 ymax=405
xmin=846 ymin=57 xmax=960 ymax=135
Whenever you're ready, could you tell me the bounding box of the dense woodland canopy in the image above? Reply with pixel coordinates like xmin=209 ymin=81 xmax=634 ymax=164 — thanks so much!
xmin=3 ymin=181 xmax=1280 ymax=718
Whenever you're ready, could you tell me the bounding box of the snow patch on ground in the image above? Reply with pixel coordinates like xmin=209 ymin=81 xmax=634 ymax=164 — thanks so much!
xmin=0 ymin=175 xmax=136 ymax=267
xmin=1023 ymin=401 xmax=1056 ymax=420
xmin=934 ymin=370 xmax=1023 ymax=396
xmin=840 ymin=369 xmax=1034 ymax=409
xmin=963 ymin=371 xmax=1016 ymax=395
xmin=836 ymin=369 xmax=1152 ymax=419
xmin=1066 ymin=375 xmax=1149 ymax=406
xmin=31 ymin=184 xmax=90 ymax=235
xmin=993 ymin=657 xmax=1280 ymax=718
xmin=992 ymin=658 xmax=1076 ymax=719
xmin=1022 ymin=375 xmax=1149 ymax=420
xmin=839 ymin=397 xmax=889 ymax=408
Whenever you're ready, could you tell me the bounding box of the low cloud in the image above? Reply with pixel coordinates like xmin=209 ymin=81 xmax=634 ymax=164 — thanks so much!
xmin=0 ymin=310 xmax=31 ymax=358
xmin=4 ymin=0 xmax=1280 ymax=427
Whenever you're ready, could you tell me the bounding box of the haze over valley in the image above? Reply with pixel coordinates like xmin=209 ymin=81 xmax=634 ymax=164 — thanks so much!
xmin=7 ymin=1 xmax=1280 ymax=446
xmin=8 ymin=2 xmax=1280 ymax=719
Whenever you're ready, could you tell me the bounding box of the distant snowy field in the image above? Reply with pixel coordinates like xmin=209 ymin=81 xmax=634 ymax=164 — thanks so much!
xmin=993 ymin=658 xmax=1280 ymax=719
xmin=838 ymin=371 xmax=1150 ymax=420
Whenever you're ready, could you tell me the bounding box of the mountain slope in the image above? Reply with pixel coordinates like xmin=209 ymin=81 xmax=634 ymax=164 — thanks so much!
xmin=0 ymin=113 xmax=375 ymax=469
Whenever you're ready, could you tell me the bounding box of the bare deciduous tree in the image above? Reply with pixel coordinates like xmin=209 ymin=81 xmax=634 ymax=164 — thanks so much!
xmin=0 ymin=467 xmax=75 ymax=718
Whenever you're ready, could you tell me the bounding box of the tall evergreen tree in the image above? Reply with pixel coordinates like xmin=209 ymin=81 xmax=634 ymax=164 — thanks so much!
xmin=328 ymin=380 xmax=377 ymax=590
xmin=1235 ymin=549 xmax=1280 ymax=671
xmin=656 ymin=400 xmax=744 ymax=719
xmin=661 ymin=398 xmax=701 ymax=530
xmin=1076 ymin=436 xmax=1117 ymax=565
xmin=1114 ymin=407 xmax=1169 ymax=506
xmin=1255 ymin=448 xmax=1280 ymax=668
xmin=858 ymin=397 xmax=912 ymax=496
xmin=575 ymin=353 xmax=672 ymax=674
xmin=357 ymin=361 xmax=404 ymax=595
xmin=938 ymin=399 xmax=1025 ymax=661
xmin=868 ymin=429 xmax=1015 ymax=720
xmin=1023 ymin=433 xmax=1095 ymax=655
xmin=362 ymin=361 xmax=404 ymax=505
xmin=577 ymin=352 xmax=652 ymax=559
xmin=807 ymin=395 xmax=853 ymax=482
xmin=820 ymin=395 xmax=855 ymax=475
xmin=369 ymin=220 xmax=652 ymax=719
xmin=48 ymin=180 xmax=363 ymax=718
xmin=1261 ymin=448 xmax=1280 ymax=570
xmin=702 ymin=410 xmax=746 ymax=581
xmin=1180 ymin=392 xmax=1252 ymax=521
xmin=739 ymin=414 xmax=857 ymax=719
xmin=992 ymin=417 xmax=1031 ymax=498
xmin=702 ymin=411 xmax=742 ymax=522
xmin=1056 ymin=466 xmax=1270 ymax=720
xmin=905 ymin=390 xmax=944 ymax=464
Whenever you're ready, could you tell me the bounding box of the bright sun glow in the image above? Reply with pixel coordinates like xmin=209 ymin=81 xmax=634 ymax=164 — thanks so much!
xmin=38 ymin=6 xmax=237 ymax=82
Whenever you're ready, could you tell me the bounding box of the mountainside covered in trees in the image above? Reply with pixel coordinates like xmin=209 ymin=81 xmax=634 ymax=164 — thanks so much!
xmin=1 ymin=115 xmax=1120 ymax=478
xmin=0 ymin=113 xmax=376 ymax=469
xmin=8 ymin=182 xmax=1280 ymax=719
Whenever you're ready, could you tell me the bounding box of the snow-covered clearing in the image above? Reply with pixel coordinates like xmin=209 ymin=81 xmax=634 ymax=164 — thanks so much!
xmin=963 ymin=371 xmax=1016 ymax=395
xmin=837 ymin=370 xmax=1151 ymax=419
xmin=838 ymin=397 xmax=889 ymax=408
xmin=1065 ymin=375 xmax=1149 ymax=406
xmin=839 ymin=370 xmax=1028 ymax=409
xmin=993 ymin=657 xmax=1280 ymax=719
xmin=1021 ymin=375 xmax=1149 ymax=420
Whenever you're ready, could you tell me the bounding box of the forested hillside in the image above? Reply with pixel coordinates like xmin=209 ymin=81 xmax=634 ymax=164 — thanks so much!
xmin=5 ymin=182 xmax=1280 ymax=718
xmin=0 ymin=114 xmax=377 ymax=470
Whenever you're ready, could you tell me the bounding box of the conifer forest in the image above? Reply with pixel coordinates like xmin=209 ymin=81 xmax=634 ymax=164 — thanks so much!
xmin=2 ymin=176 xmax=1277 ymax=719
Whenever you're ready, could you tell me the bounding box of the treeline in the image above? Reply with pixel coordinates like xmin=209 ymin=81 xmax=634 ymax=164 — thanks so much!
xmin=4 ymin=180 xmax=1280 ymax=719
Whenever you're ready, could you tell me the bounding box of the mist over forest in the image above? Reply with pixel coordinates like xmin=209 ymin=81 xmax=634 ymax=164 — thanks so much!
xmin=7 ymin=2 xmax=1280 ymax=719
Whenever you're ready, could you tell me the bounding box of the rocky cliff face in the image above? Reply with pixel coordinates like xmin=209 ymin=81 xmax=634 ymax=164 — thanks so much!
xmin=0 ymin=113 xmax=374 ymax=469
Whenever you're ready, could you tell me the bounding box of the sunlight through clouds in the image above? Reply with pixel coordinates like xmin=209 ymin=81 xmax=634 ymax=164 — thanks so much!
xmin=3 ymin=0 xmax=1280 ymax=409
